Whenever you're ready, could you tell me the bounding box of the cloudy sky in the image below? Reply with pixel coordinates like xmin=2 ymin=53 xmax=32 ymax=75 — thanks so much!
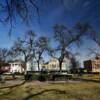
xmin=0 ymin=0 xmax=100 ymax=66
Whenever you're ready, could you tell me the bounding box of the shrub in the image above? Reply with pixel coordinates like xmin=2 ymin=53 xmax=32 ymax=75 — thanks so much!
xmin=38 ymin=74 xmax=48 ymax=81
xmin=24 ymin=73 xmax=40 ymax=81
xmin=24 ymin=73 xmax=33 ymax=81
xmin=38 ymin=70 xmax=48 ymax=81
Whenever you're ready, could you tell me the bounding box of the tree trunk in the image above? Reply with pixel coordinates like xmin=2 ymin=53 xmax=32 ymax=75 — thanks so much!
xmin=24 ymin=62 xmax=27 ymax=75
xmin=59 ymin=60 xmax=63 ymax=72
xmin=37 ymin=61 xmax=40 ymax=71
xmin=24 ymin=55 xmax=28 ymax=75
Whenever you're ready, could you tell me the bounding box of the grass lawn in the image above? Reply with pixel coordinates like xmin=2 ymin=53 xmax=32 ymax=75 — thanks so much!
xmin=0 ymin=81 xmax=100 ymax=100
xmin=3 ymin=74 xmax=24 ymax=80
xmin=80 ymin=74 xmax=100 ymax=81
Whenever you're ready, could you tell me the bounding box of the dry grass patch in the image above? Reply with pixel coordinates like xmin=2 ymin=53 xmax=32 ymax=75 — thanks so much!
xmin=0 ymin=82 xmax=100 ymax=100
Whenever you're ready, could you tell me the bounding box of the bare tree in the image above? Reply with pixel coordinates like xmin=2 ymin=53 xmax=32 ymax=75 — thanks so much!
xmin=0 ymin=0 xmax=68 ymax=35
xmin=90 ymin=32 xmax=100 ymax=47
xmin=34 ymin=36 xmax=49 ymax=71
xmin=0 ymin=48 xmax=9 ymax=78
xmin=0 ymin=48 xmax=8 ymax=62
xmin=11 ymin=30 xmax=36 ymax=73
xmin=76 ymin=22 xmax=100 ymax=57
xmin=88 ymin=48 xmax=100 ymax=57
xmin=0 ymin=0 xmax=40 ymax=34
xmin=0 ymin=0 xmax=63 ymax=22
xmin=93 ymin=38 xmax=100 ymax=47
xmin=52 ymin=23 xmax=91 ymax=72
xmin=76 ymin=22 xmax=100 ymax=46
xmin=69 ymin=54 xmax=80 ymax=74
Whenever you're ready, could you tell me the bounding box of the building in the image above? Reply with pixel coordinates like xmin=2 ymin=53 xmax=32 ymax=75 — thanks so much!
xmin=9 ymin=60 xmax=25 ymax=73
xmin=84 ymin=56 xmax=100 ymax=73
xmin=26 ymin=59 xmax=44 ymax=71
xmin=43 ymin=58 xmax=71 ymax=71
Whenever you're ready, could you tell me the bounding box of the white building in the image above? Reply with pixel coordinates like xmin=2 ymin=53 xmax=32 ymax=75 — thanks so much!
xmin=43 ymin=58 xmax=71 ymax=71
xmin=26 ymin=59 xmax=44 ymax=71
xmin=9 ymin=61 xmax=25 ymax=73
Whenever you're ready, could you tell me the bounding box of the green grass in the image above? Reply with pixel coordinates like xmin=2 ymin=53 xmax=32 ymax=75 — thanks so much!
xmin=0 ymin=81 xmax=100 ymax=100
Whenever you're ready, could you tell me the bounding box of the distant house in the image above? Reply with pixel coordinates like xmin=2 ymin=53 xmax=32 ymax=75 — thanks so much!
xmin=42 ymin=58 xmax=71 ymax=71
xmin=84 ymin=56 xmax=100 ymax=73
xmin=9 ymin=60 xmax=25 ymax=73
xmin=30 ymin=60 xmax=44 ymax=71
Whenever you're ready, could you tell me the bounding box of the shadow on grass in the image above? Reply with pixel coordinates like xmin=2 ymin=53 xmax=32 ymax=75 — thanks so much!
xmin=0 ymin=80 xmax=26 ymax=89
xmin=0 ymin=80 xmax=26 ymax=97
xmin=0 ymin=89 xmax=13 ymax=96
xmin=23 ymin=89 xmax=66 ymax=100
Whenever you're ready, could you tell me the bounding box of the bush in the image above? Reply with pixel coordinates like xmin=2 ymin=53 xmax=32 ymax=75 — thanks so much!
xmin=24 ymin=73 xmax=40 ymax=81
xmin=24 ymin=73 xmax=33 ymax=81
xmin=38 ymin=70 xmax=48 ymax=81
xmin=38 ymin=74 xmax=48 ymax=81
xmin=24 ymin=70 xmax=49 ymax=81
xmin=32 ymin=73 xmax=39 ymax=80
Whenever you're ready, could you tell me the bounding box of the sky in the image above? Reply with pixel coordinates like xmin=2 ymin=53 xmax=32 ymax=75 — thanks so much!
xmin=0 ymin=0 xmax=100 ymax=66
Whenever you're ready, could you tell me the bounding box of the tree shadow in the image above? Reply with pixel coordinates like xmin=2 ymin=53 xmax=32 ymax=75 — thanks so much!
xmin=0 ymin=80 xmax=26 ymax=89
xmin=23 ymin=89 xmax=66 ymax=100
xmin=0 ymin=89 xmax=12 ymax=96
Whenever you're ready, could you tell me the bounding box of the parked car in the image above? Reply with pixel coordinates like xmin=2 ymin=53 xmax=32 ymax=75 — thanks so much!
xmin=0 ymin=66 xmax=10 ymax=74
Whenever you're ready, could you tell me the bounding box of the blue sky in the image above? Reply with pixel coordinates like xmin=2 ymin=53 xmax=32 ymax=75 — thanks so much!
xmin=0 ymin=0 xmax=100 ymax=66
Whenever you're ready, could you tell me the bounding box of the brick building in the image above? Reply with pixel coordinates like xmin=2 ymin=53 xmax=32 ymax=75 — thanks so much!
xmin=84 ymin=56 xmax=100 ymax=73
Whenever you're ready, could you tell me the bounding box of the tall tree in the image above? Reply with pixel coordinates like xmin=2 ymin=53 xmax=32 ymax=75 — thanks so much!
xmin=88 ymin=48 xmax=100 ymax=57
xmin=34 ymin=36 xmax=49 ymax=71
xmin=90 ymin=31 xmax=100 ymax=47
xmin=69 ymin=54 xmax=80 ymax=74
xmin=0 ymin=48 xmax=8 ymax=62
xmin=76 ymin=22 xmax=100 ymax=57
xmin=76 ymin=22 xmax=100 ymax=46
xmin=12 ymin=30 xmax=36 ymax=73
xmin=52 ymin=23 xmax=91 ymax=72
